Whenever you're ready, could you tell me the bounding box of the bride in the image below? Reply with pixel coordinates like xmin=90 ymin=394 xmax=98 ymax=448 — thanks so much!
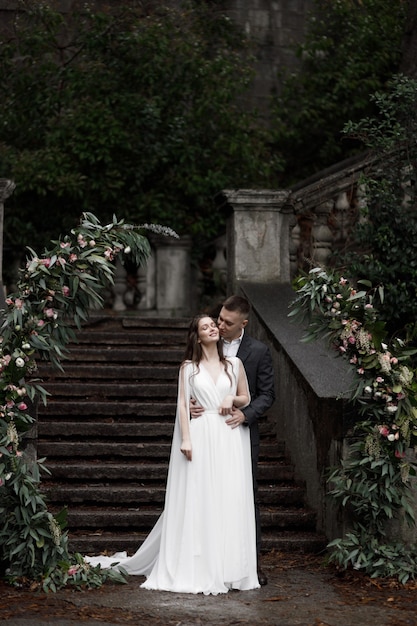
xmin=85 ymin=314 xmax=259 ymax=595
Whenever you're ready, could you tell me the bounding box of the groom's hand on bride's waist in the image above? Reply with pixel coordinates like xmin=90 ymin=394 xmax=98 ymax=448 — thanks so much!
xmin=190 ymin=397 xmax=205 ymax=419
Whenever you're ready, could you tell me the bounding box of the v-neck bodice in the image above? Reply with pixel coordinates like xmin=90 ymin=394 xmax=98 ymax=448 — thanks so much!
xmin=189 ymin=358 xmax=238 ymax=412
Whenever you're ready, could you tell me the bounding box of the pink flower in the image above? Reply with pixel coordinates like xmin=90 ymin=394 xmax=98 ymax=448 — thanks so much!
xmin=14 ymin=298 xmax=24 ymax=309
xmin=18 ymin=402 xmax=27 ymax=411
xmin=60 ymin=242 xmax=70 ymax=249
xmin=37 ymin=320 xmax=45 ymax=327
xmin=104 ymin=247 xmax=114 ymax=261
xmin=62 ymin=286 xmax=70 ymax=297
xmin=68 ymin=566 xmax=79 ymax=576
xmin=77 ymin=234 xmax=87 ymax=248
xmin=69 ymin=253 xmax=78 ymax=262
xmin=357 ymin=368 xmax=365 ymax=375
xmin=44 ymin=308 xmax=56 ymax=319
xmin=40 ymin=258 xmax=51 ymax=267
xmin=390 ymin=357 xmax=398 ymax=365
xmin=395 ymin=450 xmax=406 ymax=458
xmin=376 ymin=377 xmax=384 ymax=383
xmin=348 ymin=336 xmax=356 ymax=344
xmin=379 ymin=426 xmax=390 ymax=437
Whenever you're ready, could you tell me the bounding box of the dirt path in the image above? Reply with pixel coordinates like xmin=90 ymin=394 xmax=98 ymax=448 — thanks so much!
xmin=2 ymin=552 xmax=417 ymax=625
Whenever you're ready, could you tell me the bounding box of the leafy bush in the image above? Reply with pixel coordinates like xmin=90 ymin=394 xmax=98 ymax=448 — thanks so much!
xmin=271 ymin=0 xmax=407 ymax=184
xmin=0 ymin=0 xmax=279 ymax=257
xmin=341 ymin=75 xmax=417 ymax=333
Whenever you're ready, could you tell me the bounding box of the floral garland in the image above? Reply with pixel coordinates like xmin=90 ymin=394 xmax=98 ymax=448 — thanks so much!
xmin=290 ymin=267 xmax=417 ymax=470
xmin=0 ymin=212 xmax=177 ymax=590
xmin=290 ymin=267 xmax=417 ymax=582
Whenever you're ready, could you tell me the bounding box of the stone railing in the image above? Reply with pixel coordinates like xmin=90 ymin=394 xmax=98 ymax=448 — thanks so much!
xmin=217 ymin=152 xmax=375 ymax=290
xmin=1 ymin=154 xmax=372 ymax=315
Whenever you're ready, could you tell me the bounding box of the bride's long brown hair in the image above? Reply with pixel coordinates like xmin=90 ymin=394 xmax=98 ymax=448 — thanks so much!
xmin=182 ymin=315 xmax=232 ymax=383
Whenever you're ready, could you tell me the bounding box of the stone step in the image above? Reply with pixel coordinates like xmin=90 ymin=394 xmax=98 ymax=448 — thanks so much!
xmin=54 ymin=346 xmax=184 ymax=363
xmin=41 ymin=484 xmax=306 ymax=507
xmin=37 ymin=400 xmax=177 ymax=417
xmin=37 ymin=382 xmax=177 ymax=398
xmin=38 ymin=421 xmax=175 ymax=439
xmin=70 ymin=530 xmax=327 ymax=556
xmin=73 ymin=330 xmax=186 ymax=346
xmin=38 ymin=441 xmax=172 ymax=459
xmin=38 ymin=440 xmax=285 ymax=461
xmin=53 ymin=506 xmax=316 ymax=531
xmin=37 ymin=420 xmax=283 ymax=444
xmin=71 ymin=315 xmax=189 ymax=331
xmin=41 ymin=459 xmax=293 ymax=483
xmin=36 ymin=364 xmax=179 ymax=381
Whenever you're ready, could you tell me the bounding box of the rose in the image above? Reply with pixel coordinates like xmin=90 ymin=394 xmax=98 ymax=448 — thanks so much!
xmin=15 ymin=357 xmax=25 ymax=368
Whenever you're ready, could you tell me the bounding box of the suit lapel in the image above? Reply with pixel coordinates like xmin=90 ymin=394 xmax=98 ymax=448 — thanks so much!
xmin=237 ymin=334 xmax=251 ymax=363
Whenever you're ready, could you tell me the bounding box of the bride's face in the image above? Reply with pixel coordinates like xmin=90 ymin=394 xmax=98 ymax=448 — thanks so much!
xmin=198 ymin=317 xmax=219 ymax=345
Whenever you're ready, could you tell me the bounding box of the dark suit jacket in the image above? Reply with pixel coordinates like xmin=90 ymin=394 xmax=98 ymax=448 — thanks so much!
xmin=237 ymin=333 xmax=275 ymax=448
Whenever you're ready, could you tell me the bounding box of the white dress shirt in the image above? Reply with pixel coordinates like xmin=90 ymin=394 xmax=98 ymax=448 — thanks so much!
xmin=222 ymin=329 xmax=244 ymax=357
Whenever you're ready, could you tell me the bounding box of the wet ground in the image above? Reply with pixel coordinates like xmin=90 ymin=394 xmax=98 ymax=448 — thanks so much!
xmin=1 ymin=551 xmax=417 ymax=625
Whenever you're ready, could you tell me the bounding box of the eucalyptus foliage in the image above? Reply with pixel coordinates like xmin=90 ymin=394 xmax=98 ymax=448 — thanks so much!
xmin=290 ymin=267 xmax=417 ymax=583
xmin=0 ymin=212 xmax=170 ymax=590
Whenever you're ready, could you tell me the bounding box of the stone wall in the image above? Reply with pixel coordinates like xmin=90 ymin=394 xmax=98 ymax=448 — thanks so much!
xmin=225 ymin=0 xmax=314 ymax=115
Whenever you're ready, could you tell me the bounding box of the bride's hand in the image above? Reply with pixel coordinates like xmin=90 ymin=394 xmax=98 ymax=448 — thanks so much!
xmin=219 ymin=395 xmax=234 ymax=416
xmin=180 ymin=440 xmax=192 ymax=461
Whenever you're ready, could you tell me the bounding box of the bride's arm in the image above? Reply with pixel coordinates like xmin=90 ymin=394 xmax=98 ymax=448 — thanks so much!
xmin=219 ymin=360 xmax=250 ymax=415
xmin=233 ymin=360 xmax=250 ymax=408
xmin=179 ymin=362 xmax=192 ymax=461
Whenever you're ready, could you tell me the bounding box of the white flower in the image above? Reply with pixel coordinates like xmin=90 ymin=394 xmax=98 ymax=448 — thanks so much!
xmin=364 ymin=386 xmax=372 ymax=394
xmin=15 ymin=357 xmax=25 ymax=368
xmin=386 ymin=405 xmax=398 ymax=413
xmin=22 ymin=343 xmax=31 ymax=351
xmin=124 ymin=246 xmax=131 ymax=254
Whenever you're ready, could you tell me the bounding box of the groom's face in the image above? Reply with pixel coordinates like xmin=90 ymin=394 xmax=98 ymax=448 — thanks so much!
xmin=217 ymin=307 xmax=248 ymax=342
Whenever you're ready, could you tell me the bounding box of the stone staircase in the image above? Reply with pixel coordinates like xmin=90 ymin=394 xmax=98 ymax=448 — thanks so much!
xmin=36 ymin=314 xmax=327 ymax=555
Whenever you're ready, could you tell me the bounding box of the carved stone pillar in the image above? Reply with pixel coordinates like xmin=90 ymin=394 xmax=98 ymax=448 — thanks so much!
xmin=289 ymin=215 xmax=300 ymax=278
xmin=311 ymin=200 xmax=334 ymax=266
xmin=217 ymin=189 xmax=292 ymax=291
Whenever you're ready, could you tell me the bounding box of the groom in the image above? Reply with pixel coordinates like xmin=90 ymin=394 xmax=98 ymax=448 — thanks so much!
xmin=192 ymin=295 xmax=275 ymax=586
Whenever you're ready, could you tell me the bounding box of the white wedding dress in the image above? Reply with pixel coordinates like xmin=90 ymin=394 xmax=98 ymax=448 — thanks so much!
xmin=85 ymin=357 xmax=259 ymax=595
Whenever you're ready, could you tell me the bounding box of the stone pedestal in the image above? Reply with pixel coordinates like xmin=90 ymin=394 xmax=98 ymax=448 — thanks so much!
xmin=217 ymin=189 xmax=292 ymax=292
xmin=154 ymin=235 xmax=192 ymax=316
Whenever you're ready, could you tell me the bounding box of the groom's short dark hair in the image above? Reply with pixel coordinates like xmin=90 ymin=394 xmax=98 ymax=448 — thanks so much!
xmin=222 ymin=295 xmax=250 ymax=318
